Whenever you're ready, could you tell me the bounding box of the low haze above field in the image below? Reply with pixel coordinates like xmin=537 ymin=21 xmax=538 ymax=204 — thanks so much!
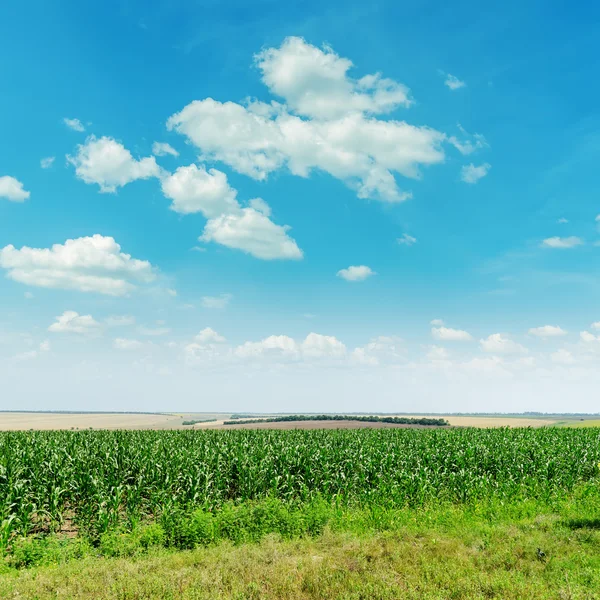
xmin=1 ymin=1 xmax=600 ymax=412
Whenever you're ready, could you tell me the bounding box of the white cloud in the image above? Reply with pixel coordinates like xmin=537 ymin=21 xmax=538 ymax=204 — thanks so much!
xmin=160 ymin=164 xmax=239 ymax=217
xmin=337 ymin=265 xmax=375 ymax=281
xmin=249 ymin=197 xmax=271 ymax=217
xmin=114 ymin=338 xmax=144 ymax=350
xmin=528 ymin=325 xmax=567 ymax=338
xmin=591 ymin=322 xmax=600 ymax=331
xmin=432 ymin=326 xmax=473 ymax=342
xmin=0 ymin=176 xmax=30 ymax=202
xmin=444 ymin=74 xmax=466 ymax=90
xmin=255 ymin=36 xmax=412 ymax=120
xmin=430 ymin=319 xmax=444 ymax=326
xmin=68 ymin=135 xmax=160 ymax=192
xmin=448 ymin=126 xmax=487 ymax=155
xmin=63 ymin=118 xmax=85 ymax=132
xmin=166 ymin=288 xmax=177 ymax=297
xmin=480 ymin=333 xmax=527 ymax=355
xmin=24 ymin=291 xmax=34 ymax=299
xmin=460 ymin=163 xmax=490 ymax=184
xmin=201 ymin=294 xmax=232 ymax=309
xmin=201 ymin=207 xmax=303 ymax=260
xmin=301 ymin=332 xmax=346 ymax=358
xmin=235 ymin=335 xmax=298 ymax=359
xmin=580 ymin=331 xmax=599 ymax=343
xmin=48 ymin=311 xmax=101 ymax=335
xmin=195 ymin=327 xmax=226 ymax=344
xmin=166 ymin=38 xmax=449 ymax=204
xmin=234 ymin=332 xmax=346 ymax=361
xmin=105 ymin=315 xmax=136 ymax=327
xmin=152 ymin=142 xmax=179 ymax=157
xmin=551 ymin=349 xmax=575 ymax=364
xmin=397 ymin=233 xmax=417 ymax=246
xmin=14 ymin=340 xmax=50 ymax=361
xmin=557 ymin=217 xmax=569 ymax=224
xmin=39 ymin=340 xmax=50 ymax=353
xmin=0 ymin=235 xmax=156 ymax=296
xmin=40 ymin=157 xmax=55 ymax=169
xmin=541 ymin=236 xmax=583 ymax=249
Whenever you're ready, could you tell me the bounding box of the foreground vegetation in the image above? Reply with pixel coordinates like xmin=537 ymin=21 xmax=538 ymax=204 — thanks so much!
xmin=222 ymin=414 xmax=449 ymax=426
xmin=2 ymin=427 xmax=600 ymax=597
xmin=2 ymin=487 xmax=600 ymax=598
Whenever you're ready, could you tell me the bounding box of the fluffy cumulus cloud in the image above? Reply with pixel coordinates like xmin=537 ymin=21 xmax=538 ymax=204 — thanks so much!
xmin=48 ymin=311 xmax=101 ymax=335
xmin=444 ymin=74 xmax=466 ymax=90
xmin=337 ymin=265 xmax=375 ymax=281
xmin=152 ymin=142 xmax=179 ymax=157
xmin=0 ymin=176 xmax=30 ymax=202
xmin=161 ymin=165 xmax=302 ymax=260
xmin=460 ymin=163 xmax=491 ymax=184
xmin=541 ymin=236 xmax=583 ymax=249
xmin=63 ymin=118 xmax=85 ymax=132
xmin=528 ymin=325 xmax=567 ymax=338
xmin=195 ymin=327 xmax=226 ymax=344
xmin=431 ymin=326 xmax=473 ymax=341
xmin=201 ymin=207 xmax=303 ymax=260
xmin=161 ymin=164 xmax=239 ymax=217
xmin=201 ymin=294 xmax=232 ymax=309
xmin=480 ymin=333 xmax=527 ymax=355
xmin=166 ymin=38 xmax=464 ymax=204
xmin=255 ymin=36 xmax=412 ymax=119
xmin=0 ymin=234 xmax=156 ymax=296
xmin=234 ymin=332 xmax=346 ymax=361
xmin=67 ymin=136 xmax=160 ymax=192
xmin=551 ymin=349 xmax=575 ymax=365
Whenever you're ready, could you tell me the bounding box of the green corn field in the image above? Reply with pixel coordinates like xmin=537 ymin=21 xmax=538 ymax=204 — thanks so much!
xmin=1 ymin=427 xmax=599 ymax=548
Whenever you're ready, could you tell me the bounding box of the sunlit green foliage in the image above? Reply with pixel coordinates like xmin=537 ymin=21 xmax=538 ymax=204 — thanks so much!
xmin=1 ymin=428 xmax=599 ymax=548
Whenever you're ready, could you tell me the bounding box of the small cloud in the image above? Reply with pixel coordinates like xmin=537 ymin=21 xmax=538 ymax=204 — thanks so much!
xmin=430 ymin=319 xmax=444 ymax=326
xmin=480 ymin=333 xmax=527 ymax=355
xmin=63 ymin=118 xmax=85 ymax=132
xmin=40 ymin=157 xmax=55 ymax=169
xmin=397 ymin=233 xmax=417 ymax=246
xmin=152 ymin=142 xmax=179 ymax=157
xmin=166 ymin=288 xmax=177 ymax=297
xmin=460 ymin=163 xmax=491 ymax=184
xmin=48 ymin=310 xmax=102 ymax=335
xmin=528 ymin=325 xmax=567 ymax=338
xmin=591 ymin=322 xmax=600 ymax=331
xmin=557 ymin=217 xmax=569 ymax=224
xmin=337 ymin=265 xmax=375 ymax=282
xmin=249 ymin=198 xmax=272 ymax=217
xmin=444 ymin=74 xmax=466 ymax=90
xmin=201 ymin=293 xmax=232 ymax=309
xmin=431 ymin=326 xmax=473 ymax=342
xmin=540 ymin=236 xmax=583 ymax=249
xmin=24 ymin=291 xmax=34 ymax=299
xmin=195 ymin=327 xmax=226 ymax=344
xmin=191 ymin=246 xmax=207 ymax=252
xmin=0 ymin=176 xmax=30 ymax=202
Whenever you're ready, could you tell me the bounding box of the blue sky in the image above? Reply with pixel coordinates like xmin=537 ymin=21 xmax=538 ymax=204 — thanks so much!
xmin=1 ymin=0 xmax=600 ymax=412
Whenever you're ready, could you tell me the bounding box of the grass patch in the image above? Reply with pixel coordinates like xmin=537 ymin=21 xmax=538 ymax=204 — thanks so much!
xmin=2 ymin=486 xmax=600 ymax=598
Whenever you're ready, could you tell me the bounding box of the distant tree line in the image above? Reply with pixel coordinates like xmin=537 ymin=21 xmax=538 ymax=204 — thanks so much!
xmin=223 ymin=415 xmax=449 ymax=426
xmin=182 ymin=419 xmax=218 ymax=426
